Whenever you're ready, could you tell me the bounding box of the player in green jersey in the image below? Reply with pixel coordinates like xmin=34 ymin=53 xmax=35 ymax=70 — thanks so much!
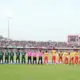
xmin=5 ymin=49 xmax=9 ymax=63
xmin=10 ymin=49 xmax=14 ymax=63
xmin=21 ymin=50 xmax=26 ymax=64
xmin=0 ymin=49 xmax=4 ymax=64
xmin=16 ymin=49 xmax=20 ymax=63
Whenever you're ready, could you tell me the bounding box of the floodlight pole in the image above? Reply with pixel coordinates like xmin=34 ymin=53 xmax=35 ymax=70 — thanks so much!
xmin=7 ymin=17 xmax=11 ymax=47
xmin=8 ymin=18 xmax=10 ymax=40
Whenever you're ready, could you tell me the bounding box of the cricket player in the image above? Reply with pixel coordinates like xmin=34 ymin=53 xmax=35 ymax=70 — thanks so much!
xmin=10 ymin=49 xmax=14 ymax=63
xmin=21 ymin=50 xmax=26 ymax=64
xmin=0 ymin=50 xmax=4 ymax=63
xmin=44 ymin=51 xmax=48 ymax=64
xmin=16 ymin=49 xmax=20 ymax=63
xmin=33 ymin=50 xmax=37 ymax=64
xmin=63 ymin=51 xmax=69 ymax=64
xmin=74 ymin=50 xmax=79 ymax=64
xmin=27 ymin=50 xmax=32 ymax=64
xmin=70 ymin=51 xmax=75 ymax=64
xmin=5 ymin=49 xmax=9 ymax=63
xmin=58 ymin=51 xmax=63 ymax=63
xmin=52 ymin=49 xmax=56 ymax=64
xmin=38 ymin=50 xmax=43 ymax=64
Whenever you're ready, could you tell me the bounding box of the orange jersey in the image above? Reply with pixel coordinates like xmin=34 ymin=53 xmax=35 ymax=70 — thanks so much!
xmin=64 ymin=52 xmax=68 ymax=57
xmin=52 ymin=50 xmax=56 ymax=56
xmin=59 ymin=52 xmax=62 ymax=57
xmin=70 ymin=52 xmax=74 ymax=57
xmin=74 ymin=52 xmax=79 ymax=57
xmin=44 ymin=52 xmax=48 ymax=57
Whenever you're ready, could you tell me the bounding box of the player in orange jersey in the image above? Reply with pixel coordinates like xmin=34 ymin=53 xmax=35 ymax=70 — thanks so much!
xmin=52 ymin=49 xmax=56 ymax=64
xmin=63 ymin=51 xmax=69 ymax=64
xmin=74 ymin=50 xmax=79 ymax=64
xmin=70 ymin=51 xmax=75 ymax=64
xmin=58 ymin=51 xmax=63 ymax=63
xmin=44 ymin=51 xmax=48 ymax=64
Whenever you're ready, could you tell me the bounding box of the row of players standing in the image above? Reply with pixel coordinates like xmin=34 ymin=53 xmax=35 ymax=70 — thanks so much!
xmin=0 ymin=49 xmax=44 ymax=64
xmin=51 ymin=49 xmax=79 ymax=64
xmin=0 ymin=49 xmax=79 ymax=64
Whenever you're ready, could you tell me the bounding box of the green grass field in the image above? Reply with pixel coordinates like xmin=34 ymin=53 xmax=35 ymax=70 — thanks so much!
xmin=0 ymin=64 xmax=80 ymax=80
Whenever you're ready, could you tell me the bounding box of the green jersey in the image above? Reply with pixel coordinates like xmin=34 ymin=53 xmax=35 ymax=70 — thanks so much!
xmin=21 ymin=52 xmax=26 ymax=57
xmin=16 ymin=52 xmax=20 ymax=57
xmin=0 ymin=52 xmax=4 ymax=57
xmin=10 ymin=52 xmax=14 ymax=57
xmin=5 ymin=52 xmax=9 ymax=57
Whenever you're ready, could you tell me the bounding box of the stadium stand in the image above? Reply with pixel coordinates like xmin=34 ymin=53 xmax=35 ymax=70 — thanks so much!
xmin=0 ymin=35 xmax=79 ymax=49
